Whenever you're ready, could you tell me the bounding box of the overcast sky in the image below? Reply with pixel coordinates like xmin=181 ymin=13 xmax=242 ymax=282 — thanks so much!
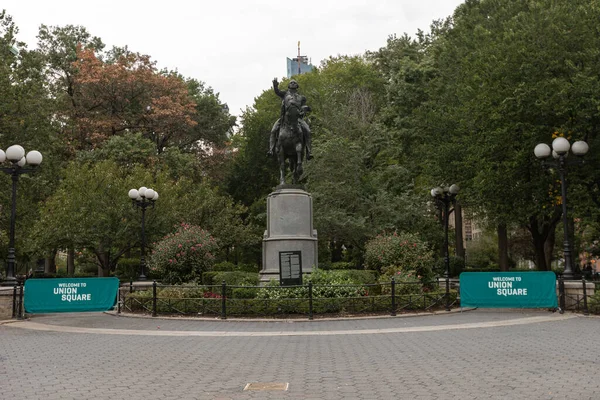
xmin=3 ymin=0 xmax=464 ymax=118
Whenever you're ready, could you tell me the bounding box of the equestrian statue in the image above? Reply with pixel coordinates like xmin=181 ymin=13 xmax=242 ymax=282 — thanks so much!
xmin=267 ymin=78 xmax=313 ymax=185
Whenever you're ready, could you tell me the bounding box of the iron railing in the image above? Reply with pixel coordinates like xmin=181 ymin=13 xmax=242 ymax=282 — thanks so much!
xmin=118 ymin=279 xmax=457 ymax=319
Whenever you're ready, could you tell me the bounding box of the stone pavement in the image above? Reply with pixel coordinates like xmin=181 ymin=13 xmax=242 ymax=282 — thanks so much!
xmin=1 ymin=310 xmax=599 ymax=400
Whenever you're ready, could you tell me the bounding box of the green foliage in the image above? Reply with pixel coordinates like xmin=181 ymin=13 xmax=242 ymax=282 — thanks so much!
xmin=587 ymin=289 xmax=600 ymax=315
xmin=202 ymin=271 xmax=259 ymax=287
xmin=212 ymin=261 xmax=236 ymax=271
xmin=308 ymin=269 xmax=378 ymax=285
xmin=114 ymin=258 xmax=140 ymax=281
xmin=433 ymin=256 xmax=465 ymax=278
xmin=149 ymin=223 xmax=218 ymax=284
xmin=321 ymin=261 xmax=357 ymax=270
xmin=465 ymin=233 xmax=499 ymax=269
xmin=382 ymin=270 xmax=423 ymax=296
xmin=365 ymin=232 xmax=434 ymax=279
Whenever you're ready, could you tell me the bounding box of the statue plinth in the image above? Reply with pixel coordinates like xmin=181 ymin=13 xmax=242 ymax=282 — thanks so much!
xmin=260 ymin=188 xmax=318 ymax=285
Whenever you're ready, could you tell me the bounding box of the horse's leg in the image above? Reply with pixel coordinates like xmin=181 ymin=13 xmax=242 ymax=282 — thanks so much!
xmin=278 ymin=150 xmax=286 ymax=185
xmin=294 ymin=142 xmax=303 ymax=181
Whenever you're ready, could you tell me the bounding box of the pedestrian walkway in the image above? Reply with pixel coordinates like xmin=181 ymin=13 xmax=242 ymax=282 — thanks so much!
xmin=1 ymin=310 xmax=598 ymax=400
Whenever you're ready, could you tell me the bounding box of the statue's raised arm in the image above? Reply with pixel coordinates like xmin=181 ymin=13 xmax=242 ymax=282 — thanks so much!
xmin=273 ymin=78 xmax=285 ymax=98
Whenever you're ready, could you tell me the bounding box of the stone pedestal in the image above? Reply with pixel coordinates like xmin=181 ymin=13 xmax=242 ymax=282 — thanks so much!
xmin=260 ymin=186 xmax=318 ymax=285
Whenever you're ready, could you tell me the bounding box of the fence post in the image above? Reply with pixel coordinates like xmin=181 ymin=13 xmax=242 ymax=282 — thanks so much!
xmin=308 ymin=282 xmax=313 ymax=320
xmin=445 ymin=275 xmax=450 ymax=312
xmin=152 ymin=281 xmax=157 ymax=317
xmin=221 ymin=281 xmax=227 ymax=320
xmin=558 ymin=277 xmax=565 ymax=314
xmin=18 ymin=279 xmax=24 ymax=319
xmin=117 ymin=285 xmax=121 ymax=314
xmin=582 ymin=278 xmax=589 ymax=316
xmin=12 ymin=283 xmax=17 ymax=319
xmin=130 ymin=280 xmax=133 ymax=293
xmin=391 ymin=278 xmax=396 ymax=316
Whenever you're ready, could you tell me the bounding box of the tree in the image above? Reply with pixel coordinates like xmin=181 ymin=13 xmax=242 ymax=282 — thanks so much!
xmin=396 ymin=0 xmax=600 ymax=270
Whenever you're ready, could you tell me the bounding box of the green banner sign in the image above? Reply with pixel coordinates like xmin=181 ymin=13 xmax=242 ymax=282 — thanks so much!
xmin=460 ymin=272 xmax=557 ymax=308
xmin=24 ymin=277 xmax=119 ymax=313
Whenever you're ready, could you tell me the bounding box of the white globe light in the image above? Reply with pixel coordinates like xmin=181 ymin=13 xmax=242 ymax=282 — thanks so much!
xmin=145 ymin=189 xmax=155 ymax=200
xmin=0 ymin=149 xmax=5 ymax=163
xmin=152 ymin=191 xmax=159 ymax=201
xmin=17 ymin=157 xmax=26 ymax=167
xmin=431 ymin=187 xmax=443 ymax=197
xmin=6 ymin=145 xmax=25 ymax=162
xmin=534 ymin=143 xmax=551 ymax=159
xmin=552 ymin=150 xmax=561 ymax=159
xmin=138 ymin=186 xmax=147 ymax=197
xmin=571 ymin=141 xmax=589 ymax=156
xmin=26 ymin=150 xmax=43 ymax=166
xmin=128 ymin=189 xmax=139 ymax=199
xmin=552 ymin=137 xmax=570 ymax=154
xmin=449 ymin=184 xmax=460 ymax=194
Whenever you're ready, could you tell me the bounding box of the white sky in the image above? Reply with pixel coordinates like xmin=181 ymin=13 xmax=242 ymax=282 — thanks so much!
xmin=3 ymin=0 xmax=464 ymax=118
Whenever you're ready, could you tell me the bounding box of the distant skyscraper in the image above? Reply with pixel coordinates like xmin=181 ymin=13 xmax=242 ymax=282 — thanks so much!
xmin=286 ymin=41 xmax=314 ymax=78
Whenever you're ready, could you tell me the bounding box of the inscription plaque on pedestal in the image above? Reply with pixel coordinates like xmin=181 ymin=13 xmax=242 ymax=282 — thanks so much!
xmin=279 ymin=251 xmax=302 ymax=286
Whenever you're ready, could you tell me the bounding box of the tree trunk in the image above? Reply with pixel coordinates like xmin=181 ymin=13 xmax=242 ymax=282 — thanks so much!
xmin=96 ymin=244 xmax=111 ymax=277
xmin=44 ymin=250 xmax=57 ymax=274
xmin=454 ymin=202 xmax=465 ymax=260
xmin=67 ymin=248 xmax=75 ymax=276
xmin=331 ymin=240 xmax=343 ymax=262
xmin=544 ymin=226 xmax=556 ymax=270
xmin=497 ymin=223 xmax=509 ymax=271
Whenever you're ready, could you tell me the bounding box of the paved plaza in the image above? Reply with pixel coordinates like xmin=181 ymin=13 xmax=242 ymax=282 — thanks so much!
xmin=1 ymin=310 xmax=599 ymax=399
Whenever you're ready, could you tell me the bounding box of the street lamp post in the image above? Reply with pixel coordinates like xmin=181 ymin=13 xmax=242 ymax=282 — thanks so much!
xmin=128 ymin=186 xmax=158 ymax=281
xmin=534 ymin=137 xmax=589 ymax=279
xmin=0 ymin=145 xmax=43 ymax=286
xmin=431 ymin=184 xmax=460 ymax=311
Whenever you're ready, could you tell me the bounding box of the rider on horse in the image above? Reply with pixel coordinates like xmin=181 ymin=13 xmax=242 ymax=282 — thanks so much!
xmin=267 ymin=78 xmax=313 ymax=160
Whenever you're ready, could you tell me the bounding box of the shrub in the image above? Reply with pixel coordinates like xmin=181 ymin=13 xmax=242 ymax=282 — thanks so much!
xmin=321 ymin=261 xmax=356 ymax=270
xmin=212 ymin=262 xmax=260 ymax=273
xmin=212 ymin=261 xmax=236 ymax=271
xmin=433 ymin=256 xmax=465 ymax=278
xmin=149 ymin=223 xmax=218 ymax=284
xmin=365 ymin=231 xmax=434 ymax=280
xmin=381 ymin=270 xmax=422 ymax=296
xmin=114 ymin=258 xmax=140 ymax=281
xmin=588 ymin=290 xmax=600 ymax=314
xmin=202 ymin=271 xmax=259 ymax=287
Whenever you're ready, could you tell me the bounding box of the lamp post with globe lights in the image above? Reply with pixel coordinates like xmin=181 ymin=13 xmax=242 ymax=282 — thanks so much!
xmin=431 ymin=184 xmax=460 ymax=311
xmin=0 ymin=145 xmax=43 ymax=286
xmin=534 ymin=137 xmax=589 ymax=279
xmin=128 ymin=186 xmax=158 ymax=281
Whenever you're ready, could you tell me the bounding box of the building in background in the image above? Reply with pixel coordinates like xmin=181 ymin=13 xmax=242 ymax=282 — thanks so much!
xmin=287 ymin=41 xmax=314 ymax=78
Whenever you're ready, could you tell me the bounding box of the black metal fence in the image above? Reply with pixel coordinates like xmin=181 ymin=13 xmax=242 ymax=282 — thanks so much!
xmin=8 ymin=276 xmax=599 ymax=319
xmin=118 ymin=279 xmax=458 ymax=319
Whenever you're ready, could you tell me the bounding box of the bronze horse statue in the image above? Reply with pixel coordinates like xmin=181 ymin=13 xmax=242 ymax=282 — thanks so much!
xmin=275 ymin=101 xmax=306 ymax=185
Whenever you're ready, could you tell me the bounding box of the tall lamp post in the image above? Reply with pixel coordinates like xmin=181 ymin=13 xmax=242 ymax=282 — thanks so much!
xmin=534 ymin=137 xmax=589 ymax=279
xmin=431 ymin=184 xmax=460 ymax=311
xmin=128 ymin=187 xmax=158 ymax=281
xmin=0 ymin=145 xmax=43 ymax=286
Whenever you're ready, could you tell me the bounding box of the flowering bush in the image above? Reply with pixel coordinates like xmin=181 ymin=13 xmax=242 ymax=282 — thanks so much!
xmin=382 ymin=270 xmax=422 ymax=296
xmin=148 ymin=223 xmax=218 ymax=284
xmin=365 ymin=231 xmax=434 ymax=280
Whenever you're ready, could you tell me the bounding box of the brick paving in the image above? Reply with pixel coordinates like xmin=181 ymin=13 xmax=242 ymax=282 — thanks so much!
xmin=1 ymin=310 xmax=599 ymax=399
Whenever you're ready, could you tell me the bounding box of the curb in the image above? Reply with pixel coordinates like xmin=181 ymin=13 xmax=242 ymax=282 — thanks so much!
xmin=105 ymin=307 xmax=477 ymax=323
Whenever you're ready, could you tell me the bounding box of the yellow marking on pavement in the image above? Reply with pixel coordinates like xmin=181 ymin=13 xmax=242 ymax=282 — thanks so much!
xmin=244 ymin=382 xmax=288 ymax=391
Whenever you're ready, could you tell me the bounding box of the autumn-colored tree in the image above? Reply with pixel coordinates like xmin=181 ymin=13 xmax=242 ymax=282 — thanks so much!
xmin=70 ymin=47 xmax=197 ymax=152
